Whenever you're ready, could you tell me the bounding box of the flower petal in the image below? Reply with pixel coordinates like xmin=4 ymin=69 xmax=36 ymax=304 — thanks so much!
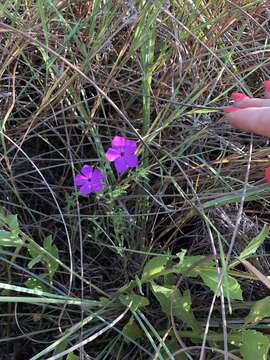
xmin=114 ymin=157 xmax=129 ymax=174
xmin=112 ymin=135 xmax=126 ymax=149
xmin=74 ymin=175 xmax=87 ymax=186
xmin=91 ymin=181 xmax=103 ymax=193
xmin=81 ymin=165 xmax=93 ymax=178
xmin=105 ymin=148 xmax=120 ymax=162
xmin=125 ymin=154 xmax=138 ymax=168
xmin=124 ymin=139 xmax=137 ymax=153
xmin=92 ymin=169 xmax=104 ymax=181
xmin=80 ymin=182 xmax=92 ymax=195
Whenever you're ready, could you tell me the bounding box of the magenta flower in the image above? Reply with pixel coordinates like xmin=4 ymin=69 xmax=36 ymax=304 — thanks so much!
xmin=105 ymin=135 xmax=138 ymax=174
xmin=74 ymin=165 xmax=104 ymax=195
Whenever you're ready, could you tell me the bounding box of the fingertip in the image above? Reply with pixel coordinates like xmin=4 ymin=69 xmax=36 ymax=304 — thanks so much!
xmin=231 ymin=92 xmax=249 ymax=101
xmin=223 ymin=107 xmax=240 ymax=113
xmin=265 ymin=166 xmax=270 ymax=183
xmin=264 ymin=80 xmax=270 ymax=99
xmin=264 ymin=80 xmax=270 ymax=91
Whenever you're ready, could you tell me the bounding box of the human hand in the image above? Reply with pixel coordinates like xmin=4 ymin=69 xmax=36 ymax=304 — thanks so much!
xmin=224 ymin=81 xmax=270 ymax=137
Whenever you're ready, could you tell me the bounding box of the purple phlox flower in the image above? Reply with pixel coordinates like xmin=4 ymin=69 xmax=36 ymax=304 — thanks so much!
xmin=74 ymin=165 xmax=104 ymax=195
xmin=105 ymin=135 xmax=138 ymax=174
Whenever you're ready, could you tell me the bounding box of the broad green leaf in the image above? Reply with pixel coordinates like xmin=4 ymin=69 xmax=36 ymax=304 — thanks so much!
xmin=151 ymin=282 xmax=182 ymax=317
xmin=67 ymin=353 xmax=79 ymax=360
xmin=0 ymin=230 xmax=23 ymax=246
xmin=25 ymin=277 xmax=48 ymax=292
xmin=164 ymin=272 xmax=175 ymax=286
xmin=151 ymin=283 xmax=200 ymax=331
xmin=120 ymin=292 xmax=149 ymax=311
xmin=240 ymin=330 xmax=270 ymax=360
xmin=245 ymin=296 xmax=270 ymax=325
xmin=230 ymin=225 xmax=269 ymax=268
xmin=122 ymin=316 xmax=143 ymax=340
xmin=178 ymin=290 xmax=200 ymax=333
xmin=142 ymin=255 xmax=170 ymax=281
xmin=200 ymin=269 xmax=242 ymax=300
xmin=173 ymin=256 xmax=213 ymax=276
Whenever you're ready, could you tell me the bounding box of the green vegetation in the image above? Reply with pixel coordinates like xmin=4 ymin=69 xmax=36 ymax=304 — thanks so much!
xmin=0 ymin=1 xmax=270 ymax=359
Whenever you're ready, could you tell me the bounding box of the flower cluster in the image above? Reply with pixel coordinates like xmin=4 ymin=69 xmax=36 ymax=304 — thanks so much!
xmin=74 ymin=135 xmax=138 ymax=195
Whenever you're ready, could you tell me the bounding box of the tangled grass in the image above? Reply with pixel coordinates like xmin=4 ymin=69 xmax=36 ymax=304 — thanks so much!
xmin=0 ymin=1 xmax=270 ymax=359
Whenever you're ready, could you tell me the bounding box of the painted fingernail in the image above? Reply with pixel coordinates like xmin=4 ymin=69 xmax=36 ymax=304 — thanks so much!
xmin=224 ymin=107 xmax=240 ymax=113
xmin=264 ymin=80 xmax=270 ymax=90
xmin=231 ymin=92 xmax=249 ymax=101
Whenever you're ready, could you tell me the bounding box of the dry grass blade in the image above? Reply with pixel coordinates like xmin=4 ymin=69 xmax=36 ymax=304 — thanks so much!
xmin=240 ymin=259 xmax=270 ymax=290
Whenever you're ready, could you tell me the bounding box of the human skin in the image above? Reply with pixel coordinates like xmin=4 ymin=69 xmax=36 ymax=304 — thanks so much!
xmin=224 ymin=81 xmax=270 ymax=137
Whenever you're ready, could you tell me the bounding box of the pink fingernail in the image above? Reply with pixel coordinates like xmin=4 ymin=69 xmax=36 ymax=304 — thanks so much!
xmin=231 ymin=92 xmax=249 ymax=101
xmin=264 ymin=80 xmax=270 ymax=90
xmin=224 ymin=107 xmax=240 ymax=113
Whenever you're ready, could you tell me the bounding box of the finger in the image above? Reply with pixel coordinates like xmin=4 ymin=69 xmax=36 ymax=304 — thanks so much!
xmin=225 ymin=107 xmax=270 ymax=137
xmin=232 ymin=96 xmax=270 ymax=108
xmin=264 ymin=80 xmax=270 ymax=99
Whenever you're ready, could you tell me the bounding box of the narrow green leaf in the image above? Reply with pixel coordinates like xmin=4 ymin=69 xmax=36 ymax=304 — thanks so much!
xmin=0 ymin=296 xmax=98 ymax=306
xmin=230 ymin=225 xmax=269 ymax=268
xmin=6 ymin=214 xmax=20 ymax=235
xmin=99 ymin=297 xmax=110 ymax=306
xmin=135 ymin=274 xmax=144 ymax=295
xmin=245 ymin=296 xmax=270 ymax=325
xmin=0 ymin=282 xmax=100 ymax=306
xmin=28 ymin=255 xmax=43 ymax=269
xmin=43 ymin=235 xmax=59 ymax=279
xmin=27 ymin=241 xmax=40 ymax=259
xmin=240 ymin=330 xmax=270 ymax=360
xmin=119 ymin=279 xmax=137 ymax=293
xmin=202 ymin=186 xmax=269 ymax=210
xmin=0 ymin=230 xmax=23 ymax=246
xmin=0 ymin=207 xmax=6 ymax=225
xmin=27 ymin=236 xmax=59 ymax=279
xmin=240 ymin=225 xmax=268 ymax=260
